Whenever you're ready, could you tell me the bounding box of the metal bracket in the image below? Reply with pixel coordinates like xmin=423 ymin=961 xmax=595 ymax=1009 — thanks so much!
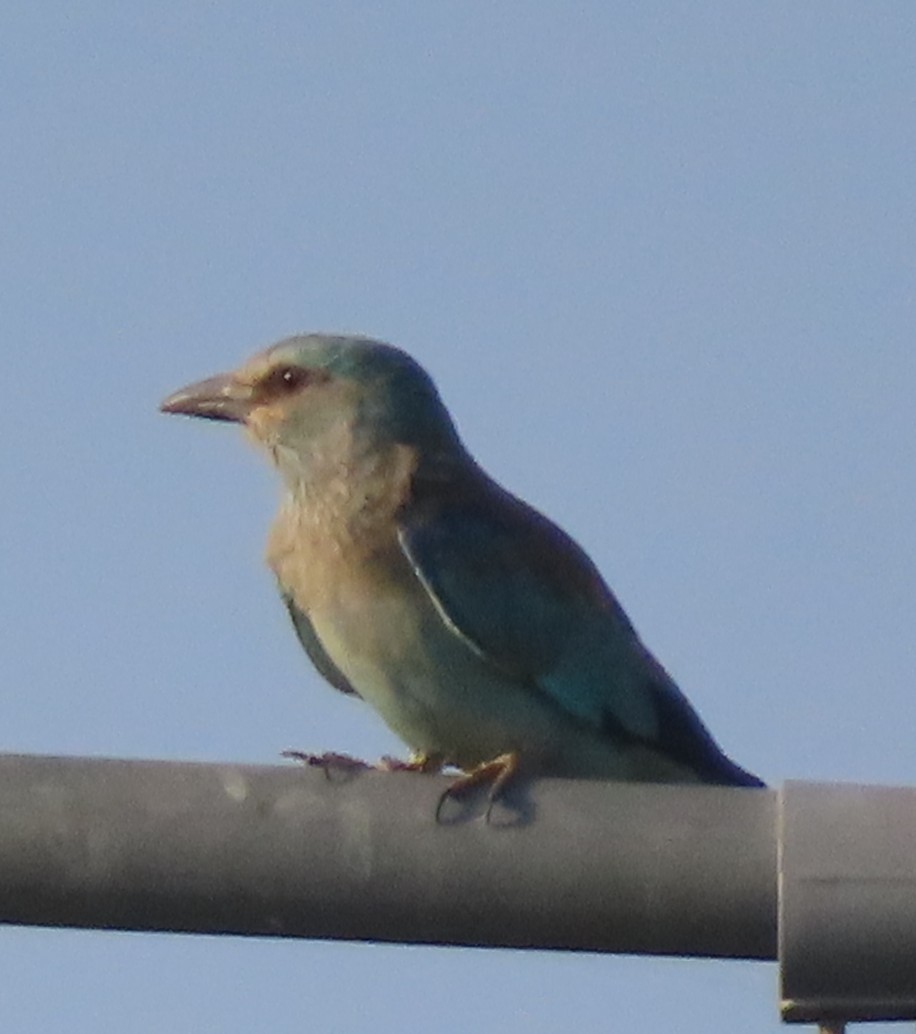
xmin=780 ymin=781 xmax=916 ymax=1024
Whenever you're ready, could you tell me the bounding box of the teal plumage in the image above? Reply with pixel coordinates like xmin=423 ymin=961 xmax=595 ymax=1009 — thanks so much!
xmin=161 ymin=334 xmax=764 ymax=790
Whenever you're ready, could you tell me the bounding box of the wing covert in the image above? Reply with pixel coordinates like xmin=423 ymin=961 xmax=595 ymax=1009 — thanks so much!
xmin=397 ymin=473 xmax=661 ymax=741
xmin=280 ymin=593 xmax=360 ymax=697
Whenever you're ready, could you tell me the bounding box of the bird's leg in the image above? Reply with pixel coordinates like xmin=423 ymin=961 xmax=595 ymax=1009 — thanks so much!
xmin=436 ymin=752 xmax=520 ymax=823
xmin=281 ymin=749 xmax=371 ymax=775
xmin=379 ymin=752 xmax=445 ymax=774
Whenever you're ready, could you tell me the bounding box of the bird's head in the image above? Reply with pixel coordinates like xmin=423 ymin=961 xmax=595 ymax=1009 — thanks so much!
xmin=160 ymin=334 xmax=462 ymax=487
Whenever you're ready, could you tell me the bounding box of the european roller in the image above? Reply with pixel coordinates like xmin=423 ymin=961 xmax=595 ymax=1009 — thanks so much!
xmin=161 ymin=334 xmax=764 ymax=806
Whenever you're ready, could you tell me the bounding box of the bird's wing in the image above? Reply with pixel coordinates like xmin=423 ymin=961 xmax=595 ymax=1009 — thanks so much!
xmin=398 ymin=470 xmax=756 ymax=783
xmin=280 ymin=593 xmax=360 ymax=696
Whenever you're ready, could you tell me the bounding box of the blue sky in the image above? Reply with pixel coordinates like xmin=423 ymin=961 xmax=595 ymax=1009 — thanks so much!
xmin=1 ymin=4 xmax=914 ymax=1031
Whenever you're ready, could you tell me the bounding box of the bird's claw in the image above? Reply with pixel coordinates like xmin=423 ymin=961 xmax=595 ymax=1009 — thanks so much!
xmin=281 ymin=746 xmax=521 ymax=822
xmin=379 ymin=752 xmax=444 ymax=774
xmin=281 ymin=749 xmax=371 ymax=778
xmin=436 ymin=752 xmax=519 ymax=824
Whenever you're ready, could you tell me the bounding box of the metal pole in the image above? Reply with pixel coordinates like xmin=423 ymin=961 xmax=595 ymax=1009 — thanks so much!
xmin=0 ymin=752 xmax=776 ymax=958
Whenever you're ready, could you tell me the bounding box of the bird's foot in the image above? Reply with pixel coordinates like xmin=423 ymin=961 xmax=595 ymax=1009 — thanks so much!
xmin=281 ymin=749 xmax=371 ymax=778
xmin=379 ymin=752 xmax=444 ymax=774
xmin=436 ymin=752 xmax=520 ymax=824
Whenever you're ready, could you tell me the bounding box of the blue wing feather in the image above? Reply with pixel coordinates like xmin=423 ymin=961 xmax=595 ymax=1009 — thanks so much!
xmin=399 ymin=467 xmax=764 ymax=787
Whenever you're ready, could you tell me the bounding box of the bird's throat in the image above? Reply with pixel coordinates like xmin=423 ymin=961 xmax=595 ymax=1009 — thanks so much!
xmin=265 ymin=437 xmax=419 ymax=601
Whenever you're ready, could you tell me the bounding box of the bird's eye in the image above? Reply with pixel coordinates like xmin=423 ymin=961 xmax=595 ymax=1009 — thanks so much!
xmin=266 ymin=365 xmax=310 ymax=395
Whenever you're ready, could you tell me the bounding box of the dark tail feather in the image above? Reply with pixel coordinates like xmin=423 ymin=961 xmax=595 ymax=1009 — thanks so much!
xmin=708 ymin=754 xmax=767 ymax=788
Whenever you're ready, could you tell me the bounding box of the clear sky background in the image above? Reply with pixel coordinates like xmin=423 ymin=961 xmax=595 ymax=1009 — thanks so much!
xmin=1 ymin=4 xmax=914 ymax=1031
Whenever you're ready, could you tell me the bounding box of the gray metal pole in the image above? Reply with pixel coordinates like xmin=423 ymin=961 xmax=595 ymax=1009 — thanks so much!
xmin=780 ymin=780 xmax=916 ymax=1023
xmin=0 ymin=753 xmax=776 ymax=958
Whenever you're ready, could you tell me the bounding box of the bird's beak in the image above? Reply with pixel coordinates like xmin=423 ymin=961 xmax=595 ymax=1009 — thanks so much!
xmin=159 ymin=373 xmax=255 ymax=424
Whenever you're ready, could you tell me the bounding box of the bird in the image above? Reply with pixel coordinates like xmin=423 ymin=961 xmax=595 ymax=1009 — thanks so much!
xmin=160 ymin=333 xmax=765 ymax=808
